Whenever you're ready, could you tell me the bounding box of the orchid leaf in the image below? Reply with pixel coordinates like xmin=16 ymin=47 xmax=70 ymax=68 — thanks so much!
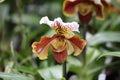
xmin=38 ymin=65 xmax=62 ymax=80
xmin=88 ymin=32 xmax=120 ymax=45
xmin=67 ymin=56 xmax=82 ymax=66
xmin=7 ymin=14 xmax=40 ymax=27
xmin=86 ymin=47 xmax=101 ymax=65
xmin=0 ymin=72 xmax=34 ymax=80
xmin=0 ymin=0 xmax=5 ymax=3
xmin=98 ymin=52 xmax=120 ymax=60
xmin=112 ymin=0 xmax=120 ymax=9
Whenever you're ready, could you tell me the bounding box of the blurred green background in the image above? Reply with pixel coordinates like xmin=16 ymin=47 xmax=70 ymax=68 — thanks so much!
xmin=0 ymin=0 xmax=120 ymax=80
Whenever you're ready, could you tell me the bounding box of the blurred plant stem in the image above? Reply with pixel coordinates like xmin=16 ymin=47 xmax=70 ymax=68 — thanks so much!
xmin=1 ymin=16 xmax=5 ymax=66
xmin=83 ymin=23 xmax=87 ymax=66
xmin=19 ymin=56 xmax=32 ymax=65
xmin=10 ymin=41 xmax=17 ymax=66
xmin=92 ymin=16 xmax=96 ymax=34
xmin=16 ymin=0 xmax=27 ymax=50
xmin=16 ymin=0 xmax=22 ymax=26
xmin=62 ymin=61 xmax=67 ymax=79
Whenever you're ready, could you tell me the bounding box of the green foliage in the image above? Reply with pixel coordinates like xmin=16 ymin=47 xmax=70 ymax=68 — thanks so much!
xmin=88 ymin=32 xmax=120 ymax=45
xmin=98 ymin=52 xmax=120 ymax=59
xmin=0 ymin=0 xmax=5 ymax=3
xmin=0 ymin=72 xmax=34 ymax=80
xmin=38 ymin=65 xmax=62 ymax=80
xmin=112 ymin=0 xmax=120 ymax=9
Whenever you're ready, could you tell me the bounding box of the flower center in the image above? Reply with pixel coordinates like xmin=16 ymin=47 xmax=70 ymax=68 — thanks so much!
xmin=51 ymin=36 xmax=67 ymax=52
xmin=77 ymin=2 xmax=94 ymax=16
xmin=55 ymin=26 xmax=71 ymax=35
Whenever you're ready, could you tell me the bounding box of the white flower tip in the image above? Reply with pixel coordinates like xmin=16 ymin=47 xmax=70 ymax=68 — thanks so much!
xmin=69 ymin=0 xmax=76 ymax=2
xmin=71 ymin=22 xmax=80 ymax=32
xmin=39 ymin=16 xmax=49 ymax=24
xmin=39 ymin=16 xmax=80 ymax=33
xmin=53 ymin=17 xmax=63 ymax=26
xmin=54 ymin=17 xmax=63 ymax=22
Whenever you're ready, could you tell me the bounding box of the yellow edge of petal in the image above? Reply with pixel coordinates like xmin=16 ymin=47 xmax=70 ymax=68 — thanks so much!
xmin=62 ymin=0 xmax=76 ymax=16
xmin=32 ymin=49 xmax=47 ymax=60
xmin=73 ymin=38 xmax=87 ymax=56
xmin=74 ymin=50 xmax=82 ymax=56
xmin=63 ymin=11 xmax=76 ymax=17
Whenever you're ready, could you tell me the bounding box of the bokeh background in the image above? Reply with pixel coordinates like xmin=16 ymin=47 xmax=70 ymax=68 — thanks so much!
xmin=0 ymin=0 xmax=120 ymax=80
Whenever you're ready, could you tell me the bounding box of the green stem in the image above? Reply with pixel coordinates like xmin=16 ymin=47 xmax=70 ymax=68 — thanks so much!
xmin=83 ymin=24 xmax=87 ymax=39
xmin=62 ymin=61 xmax=67 ymax=79
xmin=1 ymin=16 xmax=5 ymax=67
xmin=16 ymin=0 xmax=22 ymax=26
xmin=10 ymin=41 xmax=17 ymax=66
xmin=83 ymin=23 xmax=87 ymax=66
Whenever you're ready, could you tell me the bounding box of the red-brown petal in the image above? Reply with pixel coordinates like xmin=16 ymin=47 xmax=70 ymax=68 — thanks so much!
xmin=32 ymin=34 xmax=57 ymax=60
xmin=78 ymin=11 xmax=93 ymax=23
xmin=53 ymin=48 xmax=67 ymax=64
xmin=63 ymin=0 xmax=82 ymax=16
xmin=68 ymin=35 xmax=87 ymax=56
xmin=101 ymin=0 xmax=113 ymax=8
xmin=94 ymin=3 xmax=104 ymax=19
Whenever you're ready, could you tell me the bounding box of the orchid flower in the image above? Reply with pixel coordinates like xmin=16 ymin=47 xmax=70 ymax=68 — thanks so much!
xmin=32 ymin=16 xmax=86 ymax=63
xmin=63 ymin=0 xmax=104 ymax=23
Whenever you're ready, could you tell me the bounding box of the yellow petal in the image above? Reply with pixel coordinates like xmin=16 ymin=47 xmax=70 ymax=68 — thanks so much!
xmin=66 ymin=40 xmax=74 ymax=55
xmin=51 ymin=37 xmax=67 ymax=52
xmin=77 ymin=2 xmax=94 ymax=16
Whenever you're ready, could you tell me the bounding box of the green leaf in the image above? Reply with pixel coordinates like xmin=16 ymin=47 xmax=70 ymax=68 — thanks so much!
xmin=67 ymin=56 xmax=83 ymax=75
xmin=67 ymin=56 xmax=82 ymax=66
xmin=0 ymin=0 xmax=5 ymax=3
xmin=88 ymin=32 xmax=120 ymax=45
xmin=99 ymin=20 xmax=111 ymax=32
xmin=98 ymin=52 xmax=120 ymax=59
xmin=7 ymin=14 xmax=40 ymax=27
xmin=16 ymin=66 xmax=36 ymax=75
xmin=109 ymin=16 xmax=120 ymax=30
xmin=38 ymin=65 xmax=62 ymax=80
xmin=5 ymin=61 xmax=14 ymax=73
xmin=0 ymin=72 xmax=34 ymax=80
xmin=86 ymin=47 xmax=101 ymax=65
xmin=0 ymin=4 xmax=9 ymax=32
xmin=112 ymin=0 xmax=120 ymax=9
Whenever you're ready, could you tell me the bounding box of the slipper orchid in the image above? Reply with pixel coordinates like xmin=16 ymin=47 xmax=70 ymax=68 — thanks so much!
xmin=63 ymin=0 xmax=104 ymax=23
xmin=32 ymin=16 xmax=86 ymax=63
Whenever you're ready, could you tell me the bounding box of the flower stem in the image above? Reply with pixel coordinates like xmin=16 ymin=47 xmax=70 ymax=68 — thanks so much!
xmin=83 ymin=23 xmax=87 ymax=66
xmin=16 ymin=0 xmax=22 ymax=26
xmin=62 ymin=61 xmax=67 ymax=79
